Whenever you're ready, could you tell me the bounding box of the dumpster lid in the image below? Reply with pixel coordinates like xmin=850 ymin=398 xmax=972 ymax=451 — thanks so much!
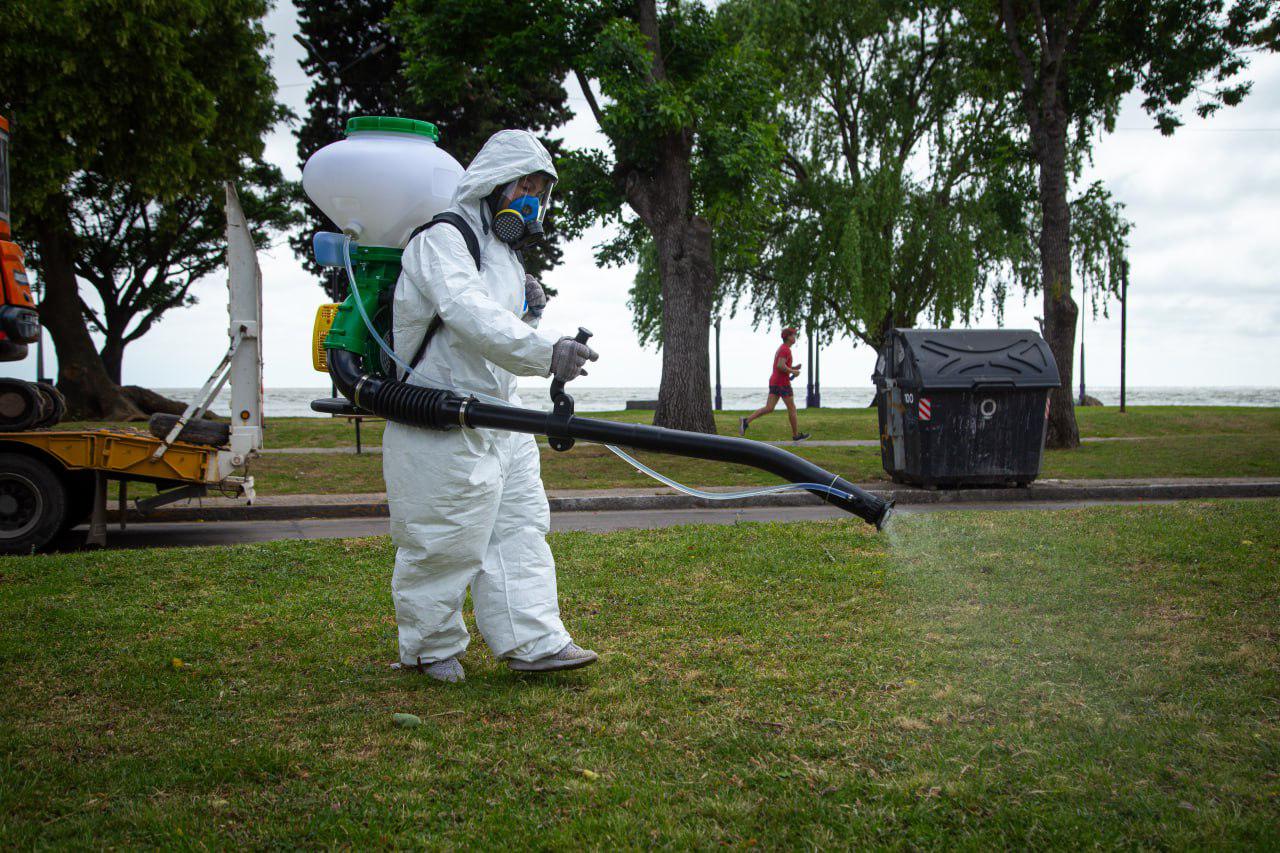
xmin=892 ymin=328 xmax=1061 ymax=390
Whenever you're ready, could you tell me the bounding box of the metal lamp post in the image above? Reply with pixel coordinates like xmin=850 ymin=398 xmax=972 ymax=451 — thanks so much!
xmin=805 ymin=332 xmax=815 ymax=407
xmin=1120 ymin=260 xmax=1128 ymax=413
xmin=1079 ymin=286 xmax=1087 ymax=406
xmin=805 ymin=330 xmax=822 ymax=408
xmin=34 ymin=279 xmax=46 ymax=383
xmin=713 ymin=317 xmax=723 ymax=411
xmin=813 ymin=335 xmax=821 ymax=408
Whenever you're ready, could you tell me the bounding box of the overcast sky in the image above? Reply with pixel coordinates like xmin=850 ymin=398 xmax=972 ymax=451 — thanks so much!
xmin=6 ymin=2 xmax=1278 ymax=391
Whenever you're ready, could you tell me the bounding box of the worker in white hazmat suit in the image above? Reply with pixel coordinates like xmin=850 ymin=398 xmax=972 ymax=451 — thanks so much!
xmin=383 ymin=129 xmax=599 ymax=683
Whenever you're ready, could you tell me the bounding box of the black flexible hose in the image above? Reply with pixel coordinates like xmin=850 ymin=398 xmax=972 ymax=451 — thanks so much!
xmin=329 ymin=348 xmax=466 ymax=430
xmin=327 ymin=349 xmax=893 ymax=528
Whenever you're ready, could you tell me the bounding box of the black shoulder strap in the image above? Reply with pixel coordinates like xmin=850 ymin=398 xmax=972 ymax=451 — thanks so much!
xmin=408 ymin=211 xmax=481 ymax=271
xmin=403 ymin=213 xmax=482 ymax=379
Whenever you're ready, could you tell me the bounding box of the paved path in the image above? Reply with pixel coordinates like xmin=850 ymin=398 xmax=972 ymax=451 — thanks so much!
xmin=120 ymin=477 xmax=1280 ymax=525
xmin=55 ymin=497 xmax=1202 ymax=552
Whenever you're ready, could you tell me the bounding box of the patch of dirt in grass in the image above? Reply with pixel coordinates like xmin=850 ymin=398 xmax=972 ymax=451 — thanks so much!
xmin=1224 ymin=641 xmax=1278 ymax=675
xmin=892 ymin=716 xmax=930 ymax=731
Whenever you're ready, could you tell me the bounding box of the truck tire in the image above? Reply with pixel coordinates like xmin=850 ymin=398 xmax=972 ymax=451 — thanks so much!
xmin=0 ymin=379 xmax=42 ymax=432
xmin=32 ymin=383 xmax=66 ymax=429
xmin=0 ymin=452 xmax=68 ymax=554
xmin=148 ymin=413 xmax=231 ymax=448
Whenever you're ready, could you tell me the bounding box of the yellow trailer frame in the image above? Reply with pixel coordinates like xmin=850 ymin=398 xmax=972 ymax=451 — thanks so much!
xmin=2 ymin=428 xmax=217 ymax=483
xmin=0 ymin=427 xmax=253 ymax=551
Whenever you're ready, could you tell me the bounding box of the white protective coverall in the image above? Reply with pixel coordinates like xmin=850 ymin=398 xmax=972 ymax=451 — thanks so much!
xmin=383 ymin=130 xmax=570 ymax=665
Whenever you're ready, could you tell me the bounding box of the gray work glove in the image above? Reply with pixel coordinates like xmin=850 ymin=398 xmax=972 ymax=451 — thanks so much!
xmin=550 ymin=336 xmax=599 ymax=383
xmin=523 ymin=274 xmax=547 ymax=323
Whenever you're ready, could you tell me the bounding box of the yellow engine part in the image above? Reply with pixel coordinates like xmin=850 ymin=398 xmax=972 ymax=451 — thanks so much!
xmin=312 ymin=304 xmax=341 ymax=372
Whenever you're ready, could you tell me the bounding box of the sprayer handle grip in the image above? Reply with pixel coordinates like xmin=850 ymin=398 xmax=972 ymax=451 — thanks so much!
xmin=549 ymin=327 xmax=594 ymax=401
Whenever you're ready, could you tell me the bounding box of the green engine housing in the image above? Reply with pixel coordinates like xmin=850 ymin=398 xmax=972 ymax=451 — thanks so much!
xmin=322 ymin=244 xmax=404 ymax=378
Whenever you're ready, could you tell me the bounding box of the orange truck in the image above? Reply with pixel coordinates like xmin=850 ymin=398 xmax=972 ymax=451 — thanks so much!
xmin=0 ymin=114 xmax=58 ymax=430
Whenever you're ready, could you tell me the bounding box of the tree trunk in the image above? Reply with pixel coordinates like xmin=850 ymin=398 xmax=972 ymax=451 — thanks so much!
xmin=619 ymin=119 xmax=717 ymax=431
xmin=99 ymin=334 xmax=124 ymax=386
xmin=610 ymin=0 xmax=716 ymax=434
xmin=32 ymin=202 xmax=144 ymax=421
xmin=1036 ymin=116 xmax=1080 ymax=449
xmin=652 ymin=216 xmax=717 ymax=433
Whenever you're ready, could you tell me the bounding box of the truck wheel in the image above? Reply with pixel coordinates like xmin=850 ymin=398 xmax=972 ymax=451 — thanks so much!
xmin=147 ymin=413 xmax=230 ymax=448
xmin=0 ymin=453 xmax=68 ymax=554
xmin=0 ymin=379 xmax=42 ymax=432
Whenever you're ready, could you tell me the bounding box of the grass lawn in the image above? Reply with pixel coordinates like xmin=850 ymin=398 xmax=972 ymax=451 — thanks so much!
xmin=237 ymin=432 xmax=1280 ymax=495
xmin=1 ymin=500 xmax=1276 ymax=846
xmin=59 ymin=404 xmax=1280 ymax=447
xmin=57 ymin=406 xmax=1280 ymax=497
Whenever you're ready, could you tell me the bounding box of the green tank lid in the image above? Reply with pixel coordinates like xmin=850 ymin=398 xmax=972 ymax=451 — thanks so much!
xmin=344 ymin=116 xmax=439 ymax=141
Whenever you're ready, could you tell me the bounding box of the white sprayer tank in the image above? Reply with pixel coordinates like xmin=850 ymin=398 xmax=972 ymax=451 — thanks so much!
xmin=302 ymin=116 xmax=464 ymax=248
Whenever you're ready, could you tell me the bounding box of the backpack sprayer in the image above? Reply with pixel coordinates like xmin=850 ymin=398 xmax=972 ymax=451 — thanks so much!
xmin=302 ymin=117 xmax=892 ymax=530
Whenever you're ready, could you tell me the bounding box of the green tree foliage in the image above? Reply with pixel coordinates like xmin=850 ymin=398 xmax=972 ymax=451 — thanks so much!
xmin=3 ymin=0 xmax=285 ymax=418
xmin=648 ymin=0 xmax=1043 ymax=355
xmin=632 ymin=0 xmax=1129 ymax=366
xmin=294 ymin=0 xmax=569 ymax=290
xmin=68 ymin=164 xmax=299 ymax=385
xmin=987 ymin=0 xmax=1274 ymax=448
xmin=395 ymin=0 xmax=782 ymax=432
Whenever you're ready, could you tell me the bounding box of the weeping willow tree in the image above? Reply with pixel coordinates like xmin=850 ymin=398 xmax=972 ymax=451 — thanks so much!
xmin=1069 ymin=181 xmax=1133 ymax=326
xmin=688 ymin=0 xmax=1028 ymax=354
xmin=640 ymin=0 xmax=1126 ymax=361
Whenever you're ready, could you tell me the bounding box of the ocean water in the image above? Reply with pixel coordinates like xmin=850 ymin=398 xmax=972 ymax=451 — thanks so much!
xmin=157 ymin=385 xmax=1280 ymax=418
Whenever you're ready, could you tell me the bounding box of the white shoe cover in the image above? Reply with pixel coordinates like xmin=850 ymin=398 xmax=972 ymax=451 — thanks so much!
xmin=508 ymin=642 xmax=599 ymax=673
xmin=392 ymin=657 xmax=465 ymax=683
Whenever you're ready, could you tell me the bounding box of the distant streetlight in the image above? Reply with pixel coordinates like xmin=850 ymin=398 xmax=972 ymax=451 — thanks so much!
xmin=1079 ymin=286 xmax=1087 ymax=406
xmin=805 ymin=328 xmax=822 ymax=408
xmin=713 ymin=317 xmax=722 ymax=411
xmin=294 ymin=34 xmax=388 ymax=74
xmin=1120 ymin=260 xmax=1129 ymax=413
xmin=338 ymin=41 xmax=387 ymax=74
xmin=292 ymin=33 xmax=319 ymax=59
xmin=805 ymin=330 xmax=814 ymax=407
xmin=813 ymin=336 xmax=821 ymax=408
xmin=293 ymin=35 xmax=389 ymax=116
xmin=33 ymin=278 xmax=45 ymax=383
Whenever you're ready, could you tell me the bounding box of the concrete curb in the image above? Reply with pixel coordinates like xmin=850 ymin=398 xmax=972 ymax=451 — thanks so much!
xmin=127 ymin=479 xmax=1280 ymax=523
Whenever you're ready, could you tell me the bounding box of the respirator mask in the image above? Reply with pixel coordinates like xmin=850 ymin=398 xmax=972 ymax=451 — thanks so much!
xmin=490 ymin=173 xmax=554 ymax=251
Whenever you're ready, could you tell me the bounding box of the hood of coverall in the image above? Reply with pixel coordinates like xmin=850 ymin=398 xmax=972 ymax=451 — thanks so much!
xmin=453 ymin=130 xmax=558 ymax=207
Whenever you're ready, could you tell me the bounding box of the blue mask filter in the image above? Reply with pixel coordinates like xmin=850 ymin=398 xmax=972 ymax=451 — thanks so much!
xmin=506 ymin=194 xmax=541 ymax=223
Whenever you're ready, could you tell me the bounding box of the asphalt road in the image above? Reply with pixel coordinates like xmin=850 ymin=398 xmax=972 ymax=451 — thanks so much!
xmin=49 ymin=498 xmax=1185 ymax=552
